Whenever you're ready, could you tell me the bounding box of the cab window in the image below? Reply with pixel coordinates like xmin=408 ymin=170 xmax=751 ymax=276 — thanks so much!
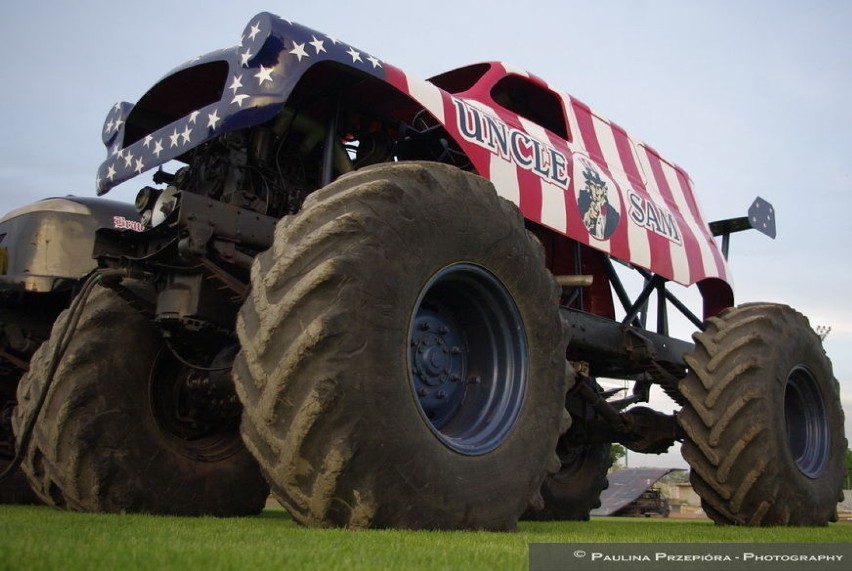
xmin=490 ymin=75 xmax=569 ymax=140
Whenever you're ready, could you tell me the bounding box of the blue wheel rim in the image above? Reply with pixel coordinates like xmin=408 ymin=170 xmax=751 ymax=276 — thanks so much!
xmin=784 ymin=365 xmax=830 ymax=478
xmin=408 ymin=263 xmax=528 ymax=455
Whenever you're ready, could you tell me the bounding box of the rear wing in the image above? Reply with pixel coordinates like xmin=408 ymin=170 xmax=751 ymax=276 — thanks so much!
xmin=709 ymin=197 xmax=776 ymax=259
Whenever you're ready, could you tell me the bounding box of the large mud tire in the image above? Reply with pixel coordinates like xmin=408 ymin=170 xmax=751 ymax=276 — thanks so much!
xmin=13 ymin=281 xmax=268 ymax=516
xmin=234 ymin=161 xmax=570 ymax=530
xmin=678 ymin=303 xmax=846 ymax=525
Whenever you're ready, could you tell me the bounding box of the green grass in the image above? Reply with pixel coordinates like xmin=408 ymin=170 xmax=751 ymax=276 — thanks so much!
xmin=0 ymin=505 xmax=849 ymax=571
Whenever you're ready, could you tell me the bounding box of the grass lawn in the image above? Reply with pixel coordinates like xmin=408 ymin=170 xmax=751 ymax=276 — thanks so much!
xmin=1 ymin=505 xmax=849 ymax=571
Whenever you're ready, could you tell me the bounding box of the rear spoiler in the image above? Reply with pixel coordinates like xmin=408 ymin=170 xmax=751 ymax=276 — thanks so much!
xmin=709 ymin=196 xmax=776 ymax=259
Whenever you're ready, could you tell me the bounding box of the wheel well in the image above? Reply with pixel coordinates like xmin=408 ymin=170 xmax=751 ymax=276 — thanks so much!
xmin=285 ymin=61 xmax=474 ymax=178
xmin=528 ymin=223 xmax=615 ymax=320
xmin=697 ymin=278 xmax=734 ymax=319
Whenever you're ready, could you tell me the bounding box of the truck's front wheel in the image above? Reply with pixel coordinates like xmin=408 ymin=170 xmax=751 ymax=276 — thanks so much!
xmin=678 ymin=303 xmax=846 ymax=525
xmin=234 ymin=161 xmax=570 ymax=530
xmin=13 ymin=281 xmax=268 ymax=516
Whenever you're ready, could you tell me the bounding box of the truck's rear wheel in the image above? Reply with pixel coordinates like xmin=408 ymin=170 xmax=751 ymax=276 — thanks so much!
xmin=523 ymin=441 xmax=611 ymax=521
xmin=524 ymin=382 xmax=612 ymax=521
xmin=13 ymin=281 xmax=268 ymax=516
xmin=678 ymin=303 xmax=846 ymax=525
xmin=234 ymin=161 xmax=570 ymax=530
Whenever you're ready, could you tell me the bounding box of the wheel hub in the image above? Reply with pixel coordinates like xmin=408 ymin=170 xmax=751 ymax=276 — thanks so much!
xmin=784 ymin=365 xmax=830 ymax=479
xmin=411 ymin=309 xmax=465 ymax=422
xmin=149 ymin=343 xmax=243 ymax=461
xmin=407 ymin=263 xmax=528 ymax=456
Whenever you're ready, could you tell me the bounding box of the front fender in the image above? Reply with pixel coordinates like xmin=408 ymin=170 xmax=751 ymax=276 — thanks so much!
xmin=96 ymin=12 xmax=394 ymax=196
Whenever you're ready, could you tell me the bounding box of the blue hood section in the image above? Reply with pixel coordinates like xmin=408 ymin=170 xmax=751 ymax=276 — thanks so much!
xmin=96 ymin=12 xmax=387 ymax=195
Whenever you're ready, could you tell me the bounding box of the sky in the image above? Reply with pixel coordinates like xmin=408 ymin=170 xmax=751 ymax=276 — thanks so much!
xmin=2 ymin=0 xmax=851 ymax=470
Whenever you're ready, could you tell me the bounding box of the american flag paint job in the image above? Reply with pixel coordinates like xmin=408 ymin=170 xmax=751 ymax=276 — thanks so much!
xmin=97 ymin=11 xmax=730 ymax=292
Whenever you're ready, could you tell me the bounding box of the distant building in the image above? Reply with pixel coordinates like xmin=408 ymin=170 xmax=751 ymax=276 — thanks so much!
xmin=659 ymin=482 xmax=702 ymax=507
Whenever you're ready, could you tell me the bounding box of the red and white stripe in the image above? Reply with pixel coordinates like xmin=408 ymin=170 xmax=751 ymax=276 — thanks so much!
xmin=388 ymin=62 xmax=730 ymax=290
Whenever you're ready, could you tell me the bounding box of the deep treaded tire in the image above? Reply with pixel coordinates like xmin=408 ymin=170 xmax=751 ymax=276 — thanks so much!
xmin=234 ymin=161 xmax=570 ymax=530
xmin=13 ymin=281 xmax=268 ymax=516
xmin=678 ymin=303 xmax=846 ymax=526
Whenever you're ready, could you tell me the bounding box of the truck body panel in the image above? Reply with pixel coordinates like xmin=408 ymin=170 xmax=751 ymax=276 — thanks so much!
xmin=0 ymin=197 xmax=139 ymax=293
xmin=96 ymin=12 xmax=730 ymax=298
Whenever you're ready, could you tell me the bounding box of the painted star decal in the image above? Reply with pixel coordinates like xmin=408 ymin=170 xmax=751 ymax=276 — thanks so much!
xmin=247 ymin=21 xmax=262 ymax=41
xmin=290 ymin=42 xmax=309 ymax=62
xmin=152 ymin=139 xmax=163 ymax=158
xmin=207 ymin=109 xmax=220 ymax=130
xmin=346 ymin=47 xmax=362 ymax=63
xmin=232 ymin=94 xmax=250 ymax=107
xmin=240 ymin=48 xmax=253 ymax=67
xmin=255 ymin=65 xmax=273 ymax=85
xmin=181 ymin=125 xmax=192 ymax=144
xmin=143 ymin=135 xmax=153 ymax=147
xmin=367 ymin=55 xmax=382 ymax=68
xmin=106 ymin=164 xmax=116 ymax=180
xmin=170 ymin=128 xmax=180 ymax=148
xmin=134 ymin=158 xmax=145 ymax=174
xmin=309 ymin=36 xmax=326 ymax=54
xmin=189 ymin=111 xmax=200 ymax=124
xmin=229 ymin=74 xmax=243 ymax=94
xmin=124 ymin=152 xmax=134 ymax=168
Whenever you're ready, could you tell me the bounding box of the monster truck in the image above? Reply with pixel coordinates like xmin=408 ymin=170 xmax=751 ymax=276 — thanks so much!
xmin=13 ymin=12 xmax=844 ymax=527
xmin=0 ymin=196 xmax=140 ymax=503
